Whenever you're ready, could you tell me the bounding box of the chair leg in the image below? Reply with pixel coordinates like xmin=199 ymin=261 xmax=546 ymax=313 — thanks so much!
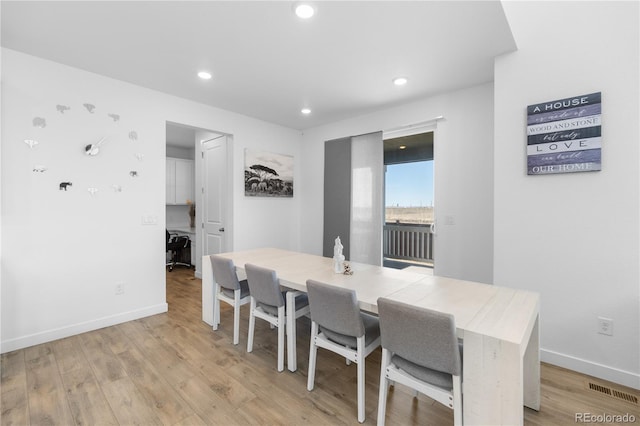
xmin=169 ymin=250 xmax=177 ymax=271
xmin=357 ymin=336 xmax=365 ymax=423
xmin=277 ymin=307 xmax=285 ymax=372
xmin=233 ymin=289 xmax=241 ymax=345
xmin=307 ymin=321 xmax=319 ymax=391
xmin=377 ymin=348 xmax=391 ymax=426
xmin=286 ymin=292 xmax=297 ymax=372
xmin=247 ymin=298 xmax=256 ymax=352
xmin=213 ymin=284 xmax=221 ymax=330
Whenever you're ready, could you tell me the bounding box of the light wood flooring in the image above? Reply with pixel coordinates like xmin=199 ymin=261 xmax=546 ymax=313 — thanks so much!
xmin=2 ymin=267 xmax=639 ymax=425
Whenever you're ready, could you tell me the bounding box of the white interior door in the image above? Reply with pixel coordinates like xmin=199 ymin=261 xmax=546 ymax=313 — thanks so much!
xmin=202 ymin=136 xmax=228 ymax=257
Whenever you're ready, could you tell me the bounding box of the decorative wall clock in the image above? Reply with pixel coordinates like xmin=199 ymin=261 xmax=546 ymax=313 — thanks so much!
xmin=25 ymin=101 xmax=143 ymax=196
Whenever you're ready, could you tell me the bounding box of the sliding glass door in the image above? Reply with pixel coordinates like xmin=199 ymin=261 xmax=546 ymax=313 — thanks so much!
xmin=383 ymin=131 xmax=435 ymax=270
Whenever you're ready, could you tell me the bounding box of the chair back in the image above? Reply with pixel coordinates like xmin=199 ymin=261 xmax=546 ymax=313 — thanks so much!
xmin=245 ymin=263 xmax=285 ymax=308
xmin=306 ymin=279 xmax=364 ymax=338
xmin=377 ymin=297 xmax=461 ymax=376
xmin=210 ymin=255 xmax=241 ymax=292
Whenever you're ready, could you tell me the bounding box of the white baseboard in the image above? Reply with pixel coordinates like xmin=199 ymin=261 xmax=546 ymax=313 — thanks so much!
xmin=0 ymin=303 xmax=168 ymax=354
xmin=542 ymin=348 xmax=640 ymax=390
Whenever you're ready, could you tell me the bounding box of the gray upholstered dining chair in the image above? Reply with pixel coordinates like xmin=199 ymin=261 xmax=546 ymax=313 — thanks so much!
xmin=376 ymin=297 xmax=462 ymax=426
xmin=210 ymin=255 xmax=251 ymax=345
xmin=306 ymin=279 xmax=381 ymax=423
xmin=245 ymin=263 xmax=310 ymax=372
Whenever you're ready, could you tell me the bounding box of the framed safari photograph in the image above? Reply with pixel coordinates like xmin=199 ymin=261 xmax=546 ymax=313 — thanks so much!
xmin=244 ymin=149 xmax=294 ymax=197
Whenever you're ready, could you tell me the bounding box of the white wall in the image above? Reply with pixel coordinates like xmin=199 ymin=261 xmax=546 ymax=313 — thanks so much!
xmin=233 ymin=131 xmax=302 ymax=252
xmin=495 ymin=1 xmax=639 ymax=388
xmin=300 ymin=83 xmax=495 ymax=284
xmin=0 ymin=49 xmax=301 ymax=352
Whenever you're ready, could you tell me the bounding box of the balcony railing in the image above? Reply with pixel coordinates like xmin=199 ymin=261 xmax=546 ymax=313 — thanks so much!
xmin=383 ymin=222 xmax=433 ymax=265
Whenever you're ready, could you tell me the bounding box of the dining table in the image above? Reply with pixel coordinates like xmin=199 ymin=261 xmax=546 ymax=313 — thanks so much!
xmin=202 ymin=248 xmax=540 ymax=425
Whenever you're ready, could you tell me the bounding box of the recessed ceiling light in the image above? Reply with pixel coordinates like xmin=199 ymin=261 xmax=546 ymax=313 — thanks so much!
xmin=399 ymin=145 xmax=407 ymax=150
xmin=294 ymin=3 xmax=315 ymax=19
xmin=301 ymin=108 xmax=312 ymax=115
xmin=198 ymin=71 xmax=212 ymax=80
xmin=393 ymin=77 xmax=408 ymax=86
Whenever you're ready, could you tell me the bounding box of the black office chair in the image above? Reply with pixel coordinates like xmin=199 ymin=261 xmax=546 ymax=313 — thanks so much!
xmin=166 ymin=230 xmax=191 ymax=271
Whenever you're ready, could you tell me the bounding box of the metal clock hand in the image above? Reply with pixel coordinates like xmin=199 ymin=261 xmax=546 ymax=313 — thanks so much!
xmin=85 ymin=135 xmax=108 ymax=156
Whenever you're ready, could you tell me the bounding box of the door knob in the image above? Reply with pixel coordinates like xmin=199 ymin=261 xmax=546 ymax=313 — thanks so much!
xmin=219 ymin=227 xmax=225 ymax=232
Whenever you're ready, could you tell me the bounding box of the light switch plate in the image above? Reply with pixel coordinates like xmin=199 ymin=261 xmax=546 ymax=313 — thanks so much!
xmin=141 ymin=215 xmax=158 ymax=225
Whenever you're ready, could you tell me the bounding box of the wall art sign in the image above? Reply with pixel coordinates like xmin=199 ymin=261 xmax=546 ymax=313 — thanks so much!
xmin=527 ymin=92 xmax=601 ymax=175
xmin=244 ymin=149 xmax=294 ymax=197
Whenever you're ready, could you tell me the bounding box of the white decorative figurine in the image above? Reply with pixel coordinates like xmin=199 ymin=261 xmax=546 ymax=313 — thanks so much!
xmin=333 ymin=236 xmax=345 ymax=273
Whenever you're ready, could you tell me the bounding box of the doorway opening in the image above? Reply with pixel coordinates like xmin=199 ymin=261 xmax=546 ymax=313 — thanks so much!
xmin=165 ymin=122 xmax=198 ymax=274
xmin=165 ymin=121 xmax=230 ymax=279
xmin=383 ymin=132 xmax=434 ymax=270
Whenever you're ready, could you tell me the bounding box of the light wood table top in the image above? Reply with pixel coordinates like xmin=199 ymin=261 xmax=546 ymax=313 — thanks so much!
xmin=383 ymin=276 xmax=499 ymax=331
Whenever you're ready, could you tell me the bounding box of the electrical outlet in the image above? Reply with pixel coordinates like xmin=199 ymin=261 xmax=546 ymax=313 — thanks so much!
xmin=115 ymin=282 xmax=125 ymax=295
xmin=597 ymin=317 xmax=613 ymax=336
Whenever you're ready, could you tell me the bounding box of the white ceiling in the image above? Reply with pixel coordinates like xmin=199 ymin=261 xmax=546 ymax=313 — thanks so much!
xmin=1 ymin=1 xmax=517 ymax=131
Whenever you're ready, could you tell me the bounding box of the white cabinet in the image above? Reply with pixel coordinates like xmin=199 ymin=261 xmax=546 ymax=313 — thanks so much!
xmin=166 ymin=158 xmax=194 ymax=205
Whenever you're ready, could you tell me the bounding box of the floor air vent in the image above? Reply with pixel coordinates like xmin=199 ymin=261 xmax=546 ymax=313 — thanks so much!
xmin=588 ymin=382 xmax=638 ymax=404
